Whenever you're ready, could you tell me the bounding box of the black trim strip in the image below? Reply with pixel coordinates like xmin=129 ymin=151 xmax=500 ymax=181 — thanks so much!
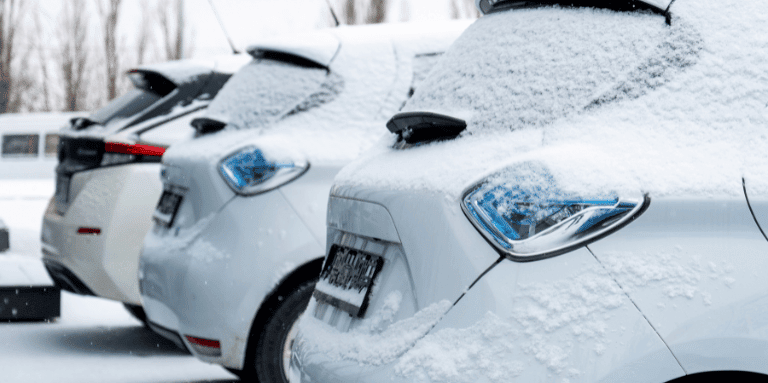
xmin=743 ymin=178 xmax=768 ymax=242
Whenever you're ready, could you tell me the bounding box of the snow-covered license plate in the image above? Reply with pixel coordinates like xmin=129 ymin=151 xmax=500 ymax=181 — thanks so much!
xmin=313 ymin=245 xmax=385 ymax=318
xmin=153 ymin=190 xmax=183 ymax=227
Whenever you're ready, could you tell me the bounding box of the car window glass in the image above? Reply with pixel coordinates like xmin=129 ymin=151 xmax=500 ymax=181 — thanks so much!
xmin=138 ymin=108 xmax=203 ymax=145
xmin=403 ymin=8 xmax=688 ymax=133
xmin=2 ymin=134 xmax=40 ymax=157
xmin=89 ymin=88 xmax=162 ymax=127
xmin=44 ymin=134 xmax=59 ymax=157
xmin=204 ymin=58 xmax=330 ymax=131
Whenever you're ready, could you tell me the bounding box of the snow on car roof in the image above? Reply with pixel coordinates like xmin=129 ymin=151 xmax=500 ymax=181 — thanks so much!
xmin=334 ymin=0 xmax=768 ymax=199
xmin=164 ymin=21 xmax=470 ymax=166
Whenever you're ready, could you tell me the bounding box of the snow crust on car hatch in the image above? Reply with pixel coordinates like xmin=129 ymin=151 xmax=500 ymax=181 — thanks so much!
xmin=334 ymin=0 xmax=768 ymax=199
xmin=203 ymin=59 xmax=330 ymax=131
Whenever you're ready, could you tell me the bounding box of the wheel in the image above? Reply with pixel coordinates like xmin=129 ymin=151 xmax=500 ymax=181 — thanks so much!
xmin=123 ymin=303 xmax=149 ymax=327
xmin=250 ymin=279 xmax=315 ymax=383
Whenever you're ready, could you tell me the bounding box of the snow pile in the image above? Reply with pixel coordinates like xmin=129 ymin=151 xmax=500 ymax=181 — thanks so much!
xmin=394 ymin=266 xmax=627 ymax=382
xmin=335 ymin=0 xmax=768 ymax=199
xmin=295 ymin=297 xmax=452 ymax=365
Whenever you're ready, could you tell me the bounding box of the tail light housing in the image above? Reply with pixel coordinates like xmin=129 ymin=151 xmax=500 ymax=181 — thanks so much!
xmin=462 ymin=162 xmax=648 ymax=261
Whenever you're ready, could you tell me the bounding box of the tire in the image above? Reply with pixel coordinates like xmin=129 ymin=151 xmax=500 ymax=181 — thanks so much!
xmin=250 ymin=279 xmax=315 ymax=383
xmin=123 ymin=303 xmax=149 ymax=327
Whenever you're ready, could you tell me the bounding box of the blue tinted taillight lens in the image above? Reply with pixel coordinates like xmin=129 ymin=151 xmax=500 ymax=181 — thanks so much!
xmin=462 ymin=164 xmax=646 ymax=260
xmin=218 ymin=147 xmax=308 ymax=195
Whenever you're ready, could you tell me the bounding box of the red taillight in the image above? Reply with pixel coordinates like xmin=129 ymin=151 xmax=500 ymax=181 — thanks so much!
xmin=184 ymin=335 xmax=222 ymax=357
xmin=77 ymin=227 xmax=101 ymax=235
xmin=105 ymin=142 xmax=165 ymax=157
xmin=185 ymin=335 xmax=220 ymax=348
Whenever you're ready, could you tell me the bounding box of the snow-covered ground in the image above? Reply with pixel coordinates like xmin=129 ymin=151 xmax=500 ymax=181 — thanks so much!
xmin=0 ymin=179 xmax=238 ymax=383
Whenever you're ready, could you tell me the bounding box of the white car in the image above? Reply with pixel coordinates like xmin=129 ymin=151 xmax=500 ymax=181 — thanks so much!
xmin=138 ymin=21 xmax=469 ymax=382
xmin=42 ymin=55 xmax=249 ymax=321
xmin=291 ymin=0 xmax=768 ymax=382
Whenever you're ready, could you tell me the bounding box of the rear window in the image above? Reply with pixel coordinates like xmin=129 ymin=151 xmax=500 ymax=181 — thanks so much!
xmin=403 ymin=6 xmax=692 ymax=133
xmin=204 ymin=58 xmax=338 ymax=131
xmin=88 ymin=88 xmax=162 ymax=127
xmin=2 ymin=134 xmax=39 ymax=157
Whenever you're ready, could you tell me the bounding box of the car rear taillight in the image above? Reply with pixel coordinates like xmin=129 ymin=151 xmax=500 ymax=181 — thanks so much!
xmin=77 ymin=227 xmax=101 ymax=235
xmin=101 ymin=142 xmax=165 ymax=166
xmin=184 ymin=335 xmax=222 ymax=357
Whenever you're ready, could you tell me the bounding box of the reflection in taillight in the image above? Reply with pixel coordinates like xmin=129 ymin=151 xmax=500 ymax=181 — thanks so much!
xmin=105 ymin=142 xmax=165 ymax=157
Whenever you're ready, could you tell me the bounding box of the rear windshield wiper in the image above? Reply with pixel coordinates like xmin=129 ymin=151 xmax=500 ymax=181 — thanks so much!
xmin=387 ymin=111 xmax=467 ymax=146
xmin=191 ymin=116 xmax=228 ymax=136
xmin=478 ymin=0 xmax=667 ymax=15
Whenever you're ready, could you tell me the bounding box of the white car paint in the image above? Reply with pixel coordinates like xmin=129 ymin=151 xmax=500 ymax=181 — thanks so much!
xmin=292 ymin=0 xmax=768 ymax=382
xmin=138 ymin=20 xmax=471 ymax=372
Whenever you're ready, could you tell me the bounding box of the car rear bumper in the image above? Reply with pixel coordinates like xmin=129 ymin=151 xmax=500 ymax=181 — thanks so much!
xmin=140 ymin=188 xmax=324 ymax=370
xmin=41 ymin=164 xmax=162 ymax=304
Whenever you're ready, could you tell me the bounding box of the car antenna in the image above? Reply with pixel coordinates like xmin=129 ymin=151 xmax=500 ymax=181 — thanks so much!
xmin=664 ymin=0 xmax=676 ymax=25
xmin=325 ymin=0 xmax=341 ymax=27
xmin=206 ymin=0 xmax=240 ymax=54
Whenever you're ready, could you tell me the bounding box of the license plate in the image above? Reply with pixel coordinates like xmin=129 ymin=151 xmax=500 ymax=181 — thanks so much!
xmin=54 ymin=175 xmax=70 ymax=212
xmin=153 ymin=190 xmax=183 ymax=227
xmin=313 ymin=245 xmax=385 ymax=318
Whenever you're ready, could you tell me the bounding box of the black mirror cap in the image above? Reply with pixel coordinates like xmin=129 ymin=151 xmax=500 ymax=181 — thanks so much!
xmin=191 ymin=117 xmax=227 ymax=136
xmin=386 ymin=111 xmax=467 ymax=145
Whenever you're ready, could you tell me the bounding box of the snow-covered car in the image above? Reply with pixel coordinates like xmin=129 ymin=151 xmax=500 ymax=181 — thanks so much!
xmin=41 ymin=55 xmax=249 ymax=322
xmin=137 ymin=20 xmax=469 ymax=382
xmin=291 ymin=1 xmax=768 ymax=382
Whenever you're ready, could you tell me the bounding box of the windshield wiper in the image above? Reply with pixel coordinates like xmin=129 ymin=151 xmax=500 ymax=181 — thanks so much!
xmin=386 ymin=111 xmax=467 ymax=146
xmin=191 ymin=116 xmax=228 ymax=136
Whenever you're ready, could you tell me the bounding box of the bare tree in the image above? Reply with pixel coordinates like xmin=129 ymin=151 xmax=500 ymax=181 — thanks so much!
xmin=340 ymin=0 xmax=356 ymax=24
xmin=450 ymin=0 xmax=480 ymax=19
xmin=59 ymin=0 xmax=91 ymax=112
xmin=0 ymin=0 xmax=23 ymax=113
xmin=135 ymin=0 xmax=153 ymax=65
xmin=339 ymin=0 xmax=388 ymax=25
xmin=158 ymin=0 xmax=189 ymax=60
xmin=98 ymin=0 xmax=123 ymax=101
xmin=366 ymin=0 xmax=388 ymax=24
xmin=32 ymin=10 xmax=52 ymax=111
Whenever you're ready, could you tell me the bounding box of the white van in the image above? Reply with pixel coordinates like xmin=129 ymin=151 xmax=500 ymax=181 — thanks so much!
xmin=0 ymin=113 xmax=85 ymax=179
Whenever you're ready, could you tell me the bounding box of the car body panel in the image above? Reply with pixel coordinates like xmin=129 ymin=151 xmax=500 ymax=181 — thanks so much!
xmin=140 ymin=20 xmax=471 ymax=370
xmin=410 ymin=247 xmax=685 ymax=383
xmin=42 ymin=163 xmax=161 ymax=303
xmin=141 ymin=183 xmax=322 ymax=369
xmin=588 ymin=191 xmax=768 ymax=375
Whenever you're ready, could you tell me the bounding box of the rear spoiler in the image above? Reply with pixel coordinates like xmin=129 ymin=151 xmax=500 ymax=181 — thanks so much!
xmin=475 ymin=0 xmax=674 ymax=16
xmin=246 ymin=31 xmax=340 ymax=68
